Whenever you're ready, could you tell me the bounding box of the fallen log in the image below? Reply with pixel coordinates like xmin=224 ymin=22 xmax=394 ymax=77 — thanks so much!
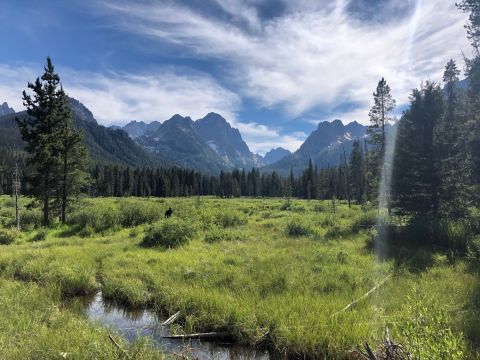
xmin=163 ymin=331 xmax=230 ymax=340
xmin=331 ymin=274 xmax=392 ymax=317
xmin=162 ymin=311 xmax=180 ymax=326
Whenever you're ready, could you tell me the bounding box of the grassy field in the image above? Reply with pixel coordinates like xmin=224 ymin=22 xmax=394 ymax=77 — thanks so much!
xmin=0 ymin=195 xmax=478 ymax=359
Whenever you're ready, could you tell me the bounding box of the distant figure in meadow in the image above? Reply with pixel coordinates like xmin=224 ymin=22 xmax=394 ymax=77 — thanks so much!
xmin=164 ymin=207 xmax=173 ymax=218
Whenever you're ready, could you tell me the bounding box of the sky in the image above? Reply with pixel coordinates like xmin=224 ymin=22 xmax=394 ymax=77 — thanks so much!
xmin=0 ymin=0 xmax=471 ymax=154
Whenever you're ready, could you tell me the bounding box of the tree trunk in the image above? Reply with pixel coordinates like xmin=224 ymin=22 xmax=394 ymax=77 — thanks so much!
xmin=43 ymin=170 xmax=50 ymax=227
xmin=61 ymin=154 xmax=68 ymax=224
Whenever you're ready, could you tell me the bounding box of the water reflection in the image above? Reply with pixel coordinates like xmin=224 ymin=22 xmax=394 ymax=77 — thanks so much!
xmin=82 ymin=292 xmax=274 ymax=360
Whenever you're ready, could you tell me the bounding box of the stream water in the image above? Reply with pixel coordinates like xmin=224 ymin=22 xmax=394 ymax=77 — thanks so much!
xmin=81 ymin=292 xmax=276 ymax=360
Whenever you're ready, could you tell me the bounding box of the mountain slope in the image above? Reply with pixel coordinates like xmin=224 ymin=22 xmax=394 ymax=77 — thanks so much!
xmin=0 ymin=99 xmax=160 ymax=167
xmin=136 ymin=114 xmax=226 ymax=173
xmin=0 ymin=102 xmax=14 ymax=116
xmin=262 ymin=147 xmax=291 ymax=165
xmin=264 ymin=120 xmax=367 ymax=175
xmin=194 ymin=112 xmax=261 ymax=169
xmin=123 ymin=120 xmax=161 ymax=139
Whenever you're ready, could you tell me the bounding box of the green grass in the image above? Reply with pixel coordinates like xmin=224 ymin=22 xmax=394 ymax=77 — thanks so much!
xmin=0 ymin=195 xmax=478 ymax=359
xmin=0 ymin=279 xmax=166 ymax=359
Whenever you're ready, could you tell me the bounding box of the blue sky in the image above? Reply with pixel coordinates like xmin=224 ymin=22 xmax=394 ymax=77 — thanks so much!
xmin=0 ymin=0 xmax=470 ymax=154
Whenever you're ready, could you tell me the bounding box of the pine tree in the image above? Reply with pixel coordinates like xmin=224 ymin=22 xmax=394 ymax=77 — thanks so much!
xmin=436 ymin=60 xmax=469 ymax=216
xmin=393 ymin=83 xmax=444 ymax=216
xmin=17 ymin=58 xmax=62 ymax=226
xmin=349 ymin=140 xmax=365 ymax=203
xmin=54 ymin=85 xmax=89 ymax=223
xmin=367 ymin=78 xmax=396 ymax=156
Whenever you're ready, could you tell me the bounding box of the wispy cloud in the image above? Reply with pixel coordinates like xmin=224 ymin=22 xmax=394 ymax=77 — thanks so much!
xmin=233 ymin=121 xmax=307 ymax=154
xmin=99 ymin=0 xmax=470 ymax=123
xmin=0 ymin=64 xmax=240 ymax=125
xmin=0 ymin=62 xmax=302 ymax=152
xmin=0 ymin=0 xmax=470 ymax=154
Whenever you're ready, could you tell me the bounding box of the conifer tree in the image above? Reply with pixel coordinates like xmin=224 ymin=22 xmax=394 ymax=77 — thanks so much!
xmin=54 ymin=86 xmax=89 ymax=223
xmin=17 ymin=58 xmax=62 ymax=226
xmin=349 ymin=140 xmax=365 ymax=203
xmin=393 ymin=83 xmax=444 ymax=216
xmin=366 ymin=78 xmax=396 ymax=207
xmin=367 ymin=78 xmax=396 ymax=156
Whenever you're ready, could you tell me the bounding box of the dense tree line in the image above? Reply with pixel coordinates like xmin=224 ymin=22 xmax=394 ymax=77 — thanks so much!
xmin=86 ymin=157 xmax=364 ymax=201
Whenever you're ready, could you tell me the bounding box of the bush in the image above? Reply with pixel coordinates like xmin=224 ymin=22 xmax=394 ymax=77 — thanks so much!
xmin=0 ymin=229 xmax=17 ymax=245
xmin=204 ymin=228 xmax=245 ymax=243
xmin=32 ymin=228 xmax=47 ymax=242
xmin=467 ymin=237 xmax=480 ymax=269
xmin=69 ymin=202 xmax=121 ymax=232
xmin=142 ymin=218 xmax=197 ymax=248
xmin=286 ymin=218 xmax=314 ymax=237
xmin=119 ymin=200 xmax=161 ymax=227
xmin=20 ymin=208 xmax=43 ymax=230
xmin=351 ymin=211 xmax=377 ymax=233
xmin=313 ymin=203 xmax=326 ymax=212
xmin=397 ymin=295 xmax=466 ymax=360
xmin=214 ymin=210 xmax=247 ymax=228
xmin=324 ymin=225 xmax=344 ymax=240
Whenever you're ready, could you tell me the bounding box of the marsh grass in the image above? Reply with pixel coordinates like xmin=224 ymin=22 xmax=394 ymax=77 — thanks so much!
xmin=0 ymin=196 xmax=477 ymax=359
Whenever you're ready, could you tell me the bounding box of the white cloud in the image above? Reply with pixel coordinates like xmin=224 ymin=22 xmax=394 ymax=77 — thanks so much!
xmin=63 ymin=70 xmax=241 ymax=126
xmin=0 ymin=64 xmax=240 ymax=125
xmin=100 ymin=0 xmax=471 ymax=123
xmin=0 ymin=62 xmax=301 ymax=153
xmin=233 ymin=121 xmax=306 ymax=154
xmin=1 ymin=0 xmax=471 ymax=154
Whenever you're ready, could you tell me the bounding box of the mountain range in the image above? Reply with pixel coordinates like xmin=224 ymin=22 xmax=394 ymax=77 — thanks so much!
xmin=0 ymin=98 xmax=368 ymax=174
xmin=264 ymin=120 xmax=367 ymax=175
xmin=0 ymin=98 xmax=159 ymax=168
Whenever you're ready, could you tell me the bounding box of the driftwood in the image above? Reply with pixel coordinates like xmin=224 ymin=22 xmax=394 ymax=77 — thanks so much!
xmin=109 ymin=334 xmax=130 ymax=358
xmin=331 ymin=274 xmax=392 ymax=317
xmin=162 ymin=311 xmax=181 ymax=326
xmin=350 ymin=328 xmax=410 ymax=360
xmin=163 ymin=331 xmax=230 ymax=340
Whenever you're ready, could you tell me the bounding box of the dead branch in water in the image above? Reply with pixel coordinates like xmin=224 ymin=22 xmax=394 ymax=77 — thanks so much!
xmin=163 ymin=331 xmax=230 ymax=340
xmin=162 ymin=311 xmax=180 ymax=326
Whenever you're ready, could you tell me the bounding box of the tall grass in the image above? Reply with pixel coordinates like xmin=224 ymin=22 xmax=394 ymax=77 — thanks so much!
xmin=0 ymin=196 xmax=475 ymax=358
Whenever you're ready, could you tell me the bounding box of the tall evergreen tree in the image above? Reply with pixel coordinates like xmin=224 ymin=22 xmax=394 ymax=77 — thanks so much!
xmin=349 ymin=140 xmax=365 ymax=203
xmin=17 ymin=58 xmax=62 ymax=225
xmin=367 ymin=78 xmax=396 ymax=156
xmin=393 ymin=82 xmax=444 ymax=216
xmin=54 ymin=85 xmax=89 ymax=223
xmin=367 ymin=78 xmax=396 ymax=211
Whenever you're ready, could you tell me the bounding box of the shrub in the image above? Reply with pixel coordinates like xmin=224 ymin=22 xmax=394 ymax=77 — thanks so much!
xmin=32 ymin=228 xmax=47 ymax=242
xmin=280 ymin=199 xmax=293 ymax=211
xmin=142 ymin=218 xmax=197 ymax=248
xmin=0 ymin=229 xmax=17 ymax=245
xmin=204 ymin=228 xmax=245 ymax=243
xmin=69 ymin=202 xmax=121 ymax=232
xmin=467 ymin=237 xmax=480 ymax=269
xmin=351 ymin=211 xmax=377 ymax=233
xmin=119 ymin=200 xmax=161 ymax=227
xmin=20 ymin=208 xmax=43 ymax=230
xmin=214 ymin=210 xmax=247 ymax=228
xmin=324 ymin=225 xmax=344 ymax=240
xmin=286 ymin=218 xmax=314 ymax=237
xmin=397 ymin=295 xmax=466 ymax=360
xmin=319 ymin=215 xmax=335 ymax=228
xmin=313 ymin=203 xmax=326 ymax=212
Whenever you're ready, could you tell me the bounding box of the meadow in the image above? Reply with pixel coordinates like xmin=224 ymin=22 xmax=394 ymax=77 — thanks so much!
xmin=0 ymin=195 xmax=478 ymax=359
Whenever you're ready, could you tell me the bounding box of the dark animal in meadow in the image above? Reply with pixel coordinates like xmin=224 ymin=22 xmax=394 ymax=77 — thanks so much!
xmin=165 ymin=207 xmax=173 ymax=218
